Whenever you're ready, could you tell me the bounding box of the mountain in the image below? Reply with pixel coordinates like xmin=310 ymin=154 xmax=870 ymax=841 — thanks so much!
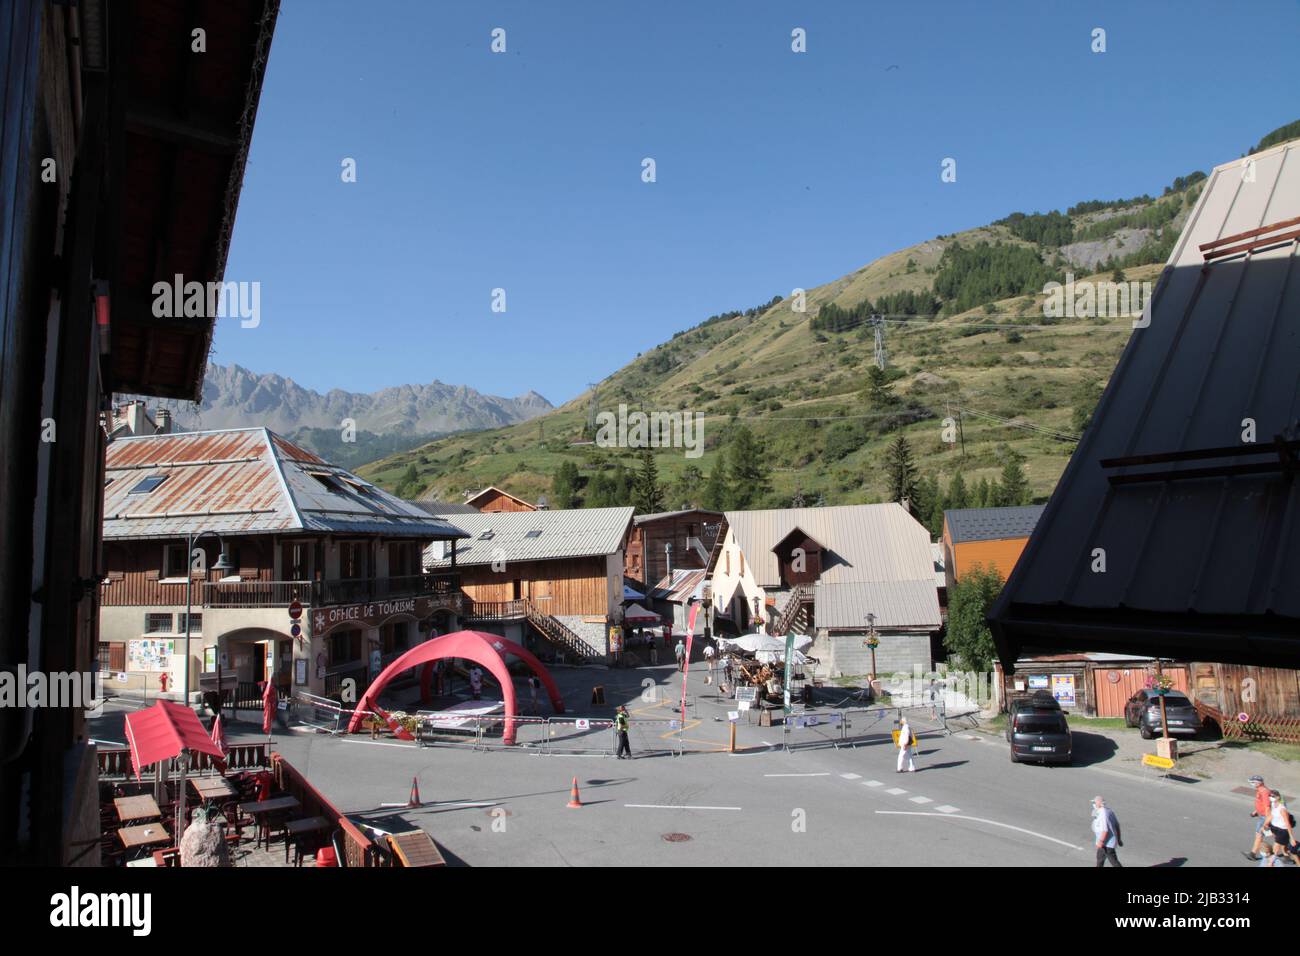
xmin=358 ymin=122 xmax=1299 ymax=534
xmin=120 ymin=363 xmax=552 ymax=470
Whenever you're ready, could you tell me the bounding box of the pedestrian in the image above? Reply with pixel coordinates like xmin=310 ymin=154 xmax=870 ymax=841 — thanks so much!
xmin=1244 ymin=775 xmax=1272 ymax=861
xmin=674 ymin=639 xmax=686 ymax=672
xmin=722 ymin=655 xmax=733 ymax=694
xmin=615 ymin=705 xmax=632 ymax=759
xmin=527 ymin=674 xmax=541 ymax=713
xmin=649 ymin=637 xmax=659 ymax=666
xmin=469 ymin=665 xmax=483 ymax=701
xmin=1091 ymin=795 xmax=1122 ymax=867
xmin=704 ymin=642 xmax=716 ymax=684
xmin=1266 ymin=790 xmax=1298 ymax=866
xmin=896 ymin=716 xmax=916 ymax=773
xmin=928 ymin=679 xmax=939 ymax=718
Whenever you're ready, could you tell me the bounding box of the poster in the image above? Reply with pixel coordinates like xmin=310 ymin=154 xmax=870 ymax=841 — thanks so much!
xmin=1051 ymin=673 xmax=1076 ymax=706
xmin=128 ymin=639 xmax=176 ymax=672
xmin=1028 ymin=674 xmax=1049 ymax=689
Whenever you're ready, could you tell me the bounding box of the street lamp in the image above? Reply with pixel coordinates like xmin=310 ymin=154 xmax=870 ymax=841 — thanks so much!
xmin=864 ymin=612 xmax=880 ymax=683
xmin=183 ymin=531 xmax=232 ymax=708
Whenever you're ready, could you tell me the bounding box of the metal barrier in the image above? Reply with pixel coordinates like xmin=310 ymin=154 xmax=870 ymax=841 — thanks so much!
xmin=540 ymin=716 xmax=616 ymax=755
xmin=293 ymin=692 xmax=349 ymax=735
xmin=413 ymin=712 xmax=549 ymax=751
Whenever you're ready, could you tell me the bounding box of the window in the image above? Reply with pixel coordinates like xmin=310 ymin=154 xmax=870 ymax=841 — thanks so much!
xmin=129 ymin=474 xmax=168 ymax=495
xmin=524 ymin=529 xmax=543 ymax=539
xmin=308 ymin=470 xmax=346 ymax=493
xmin=478 ymin=529 xmax=494 ymax=541
xmin=163 ymin=543 xmax=190 ymax=579
xmin=329 ymin=630 xmax=361 ymax=667
xmin=339 ymin=541 xmax=368 ymax=579
xmin=145 ymin=613 xmax=173 ymax=634
xmin=177 ymin=613 xmax=202 ymax=634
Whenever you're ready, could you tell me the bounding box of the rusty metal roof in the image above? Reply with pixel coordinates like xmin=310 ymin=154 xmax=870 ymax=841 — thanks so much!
xmin=990 ymin=139 xmax=1300 ymax=669
xmin=103 ymin=428 xmax=466 ymax=540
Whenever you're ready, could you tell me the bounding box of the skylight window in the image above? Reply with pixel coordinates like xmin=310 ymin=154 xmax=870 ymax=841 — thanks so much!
xmin=524 ymin=529 xmax=543 ymax=539
xmin=307 ymin=470 xmax=346 ymax=493
xmin=478 ymin=530 xmax=495 ymax=541
xmin=128 ymin=474 xmax=168 ymax=495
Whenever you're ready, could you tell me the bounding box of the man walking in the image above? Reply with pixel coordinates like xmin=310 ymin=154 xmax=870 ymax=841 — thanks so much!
xmin=1092 ymin=795 xmax=1122 ymax=867
xmin=1244 ymin=775 xmax=1272 ymax=861
xmin=703 ymin=642 xmax=716 ymax=684
xmin=896 ymin=716 xmax=916 ymax=773
xmin=615 ymin=705 xmax=632 ymax=759
xmin=674 ymin=639 xmax=686 ymax=672
xmin=527 ymin=674 xmax=541 ymax=713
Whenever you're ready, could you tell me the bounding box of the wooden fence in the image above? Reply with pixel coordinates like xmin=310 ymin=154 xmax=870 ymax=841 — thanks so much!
xmin=271 ymin=752 xmax=383 ymax=867
xmin=1195 ymin=701 xmax=1300 ymax=744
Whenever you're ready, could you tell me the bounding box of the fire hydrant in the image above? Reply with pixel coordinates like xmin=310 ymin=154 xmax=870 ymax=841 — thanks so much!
xmin=159 ymin=672 xmax=170 ymax=695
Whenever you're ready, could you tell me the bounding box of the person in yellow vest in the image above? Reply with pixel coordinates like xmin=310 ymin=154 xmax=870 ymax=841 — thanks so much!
xmin=615 ymin=705 xmax=632 ymax=759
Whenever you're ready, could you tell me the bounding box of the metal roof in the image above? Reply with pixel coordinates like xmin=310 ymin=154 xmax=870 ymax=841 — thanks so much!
xmin=650 ymin=569 xmax=708 ymax=603
xmin=633 ymin=508 xmax=724 ymax=526
xmin=725 ymin=503 xmax=935 ymax=588
xmin=423 ymin=507 xmax=634 ymax=567
xmin=103 ymin=428 xmax=466 ymax=540
xmin=944 ymin=506 xmax=1045 ymax=544
xmin=816 ymin=580 xmax=942 ymax=631
xmin=990 ymin=140 xmax=1300 ymax=669
xmin=406 ymin=499 xmax=480 ymax=516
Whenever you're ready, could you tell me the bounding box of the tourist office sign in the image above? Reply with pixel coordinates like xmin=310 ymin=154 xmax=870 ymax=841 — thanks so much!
xmin=311 ymin=592 xmax=460 ymax=638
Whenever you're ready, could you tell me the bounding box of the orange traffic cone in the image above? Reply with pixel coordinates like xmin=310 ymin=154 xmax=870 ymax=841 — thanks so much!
xmin=408 ymin=776 xmax=422 ymax=808
xmin=566 ymin=777 xmax=583 ymax=808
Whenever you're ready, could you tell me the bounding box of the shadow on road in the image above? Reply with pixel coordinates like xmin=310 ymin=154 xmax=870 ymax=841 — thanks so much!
xmin=1151 ymin=857 xmax=1187 ymax=867
xmin=1069 ymin=731 xmax=1119 ymax=767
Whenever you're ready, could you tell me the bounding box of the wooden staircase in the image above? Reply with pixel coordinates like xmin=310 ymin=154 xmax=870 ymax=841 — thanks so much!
xmin=769 ymin=584 xmax=815 ymax=636
xmin=522 ymin=600 xmax=603 ymax=663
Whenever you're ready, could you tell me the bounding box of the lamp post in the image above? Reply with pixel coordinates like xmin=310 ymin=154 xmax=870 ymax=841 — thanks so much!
xmin=182 ymin=530 xmax=232 ymax=709
xmin=864 ymin=612 xmax=879 ymax=684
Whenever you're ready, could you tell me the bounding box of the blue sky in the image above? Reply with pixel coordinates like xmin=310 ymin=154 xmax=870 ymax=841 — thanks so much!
xmin=218 ymin=0 xmax=1299 ymax=405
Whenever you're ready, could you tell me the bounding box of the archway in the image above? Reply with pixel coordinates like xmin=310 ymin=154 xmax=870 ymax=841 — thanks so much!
xmin=345 ymin=630 xmax=565 ymax=744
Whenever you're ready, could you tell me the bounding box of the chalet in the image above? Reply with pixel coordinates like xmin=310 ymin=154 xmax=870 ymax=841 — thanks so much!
xmin=423 ymin=506 xmax=635 ymax=662
xmin=0 ymin=0 xmax=278 ymax=865
xmin=990 ymin=141 xmax=1300 ymax=681
xmin=465 ymin=486 xmax=536 ymax=512
xmin=709 ymin=504 xmax=941 ymax=676
xmin=99 ymin=428 xmax=466 ymax=702
xmin=625 ymin=508 xmax=724 ymax=589
xmin=941 ymin=505 xmax=1045 ymax=591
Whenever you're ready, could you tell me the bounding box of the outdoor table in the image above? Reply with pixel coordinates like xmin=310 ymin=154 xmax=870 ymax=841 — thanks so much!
xmin=114 ymin=795 xmax=161 ymax=823
xmin=190 ymin=776 xmax=237 ymax=807
xmin=283 ymin=815 xmax=332 ymax=864
xmin=239 ymin=796 xmax=301 ymax=849
xmin=119 ymin=823 xmax=170 ymax=861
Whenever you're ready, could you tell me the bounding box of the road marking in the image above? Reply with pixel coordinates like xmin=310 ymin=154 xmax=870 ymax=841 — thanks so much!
xmin=764 ymin=772 xmax=830 ymax=777
xmin=840 ymin=772 xmax=862 ymax=780
xmin=625 ymin=804 xmax=743 ymax=811
xmin=936 ymin=805 xmax=961 ymax=814
xmin=875 ymin=811 xmax=1084 ymax=850
xmin=863 ymin=780 xmax=884 ymax=788
xmin=885 ymin=787 xmax=908 ymax=795
xmin=909 ymin=796 xmax=933 ymax=805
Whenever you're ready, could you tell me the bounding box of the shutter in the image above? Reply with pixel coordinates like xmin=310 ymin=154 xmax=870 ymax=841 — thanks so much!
xmin=110 ymin=643 xmax=126 ymax=671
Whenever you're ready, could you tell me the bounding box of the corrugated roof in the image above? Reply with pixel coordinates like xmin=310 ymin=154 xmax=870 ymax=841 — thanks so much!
xmin=407 ymin=499 xmax=480 ymax=516
xmin=991 ymin=140 xmax=1300 ymax=669
xmin=725 ymin=503 xmax=935 ymax=588
xmin=103 ymin=428 xmax=466 ymax=540
xmin=650 ymin=568 xmax=708 ymax=603
xmin=633 ymin=508 xmax=724 ymax=526
xmin=945 ymin=505 xmax=1045 ymax=544
xmin=423 ymin=507 xmax=634 ymax=567
xmin=816 ymin=580 xmax=942 ymax=631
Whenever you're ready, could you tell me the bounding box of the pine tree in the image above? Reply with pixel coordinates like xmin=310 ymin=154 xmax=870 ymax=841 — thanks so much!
xmin=862 ymin=365 xmax=894 ymax=409
xmin=671 ymin=465 xmax=704 ymax=510
xmin=884 ymin=434 xmax=919 ymax=504
xmin=551 ymin=461 xmax=581 ymax=509
xmin=727 ymin=426 xmax=771 ymax=509
xmin=973 ymin=476 xmax=992 ymax=509
xmin=701 ymin=465 xmax=729 ymax=510
xmin=947 ymin=471 xmax=969 ymax=510
xmin=996 ymin=450 xmax=1030 ymax=506
xmin=631 ymin=449 xmax=665 ymax=514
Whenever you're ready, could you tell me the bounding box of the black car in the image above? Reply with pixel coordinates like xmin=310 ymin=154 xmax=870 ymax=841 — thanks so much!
xmin=1123 ymin=689 xmax=1204 ymax=739
xmin=1005 ymin=693 xmax=1072 ymax=764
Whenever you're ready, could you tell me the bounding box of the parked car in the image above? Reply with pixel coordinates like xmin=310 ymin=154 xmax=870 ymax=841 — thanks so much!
xmin=1005 ymin=693 xmax=1072 ymax=764
xmin=1123 ymin=688 xmax=1204 ymax=739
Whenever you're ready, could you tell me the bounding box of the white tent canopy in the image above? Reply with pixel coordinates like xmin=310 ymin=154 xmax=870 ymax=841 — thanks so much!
xmin=718 ymin=633 xmax=814 ymax=655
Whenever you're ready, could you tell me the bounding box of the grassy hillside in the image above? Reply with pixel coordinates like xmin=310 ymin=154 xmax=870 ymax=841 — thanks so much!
xmin=359 ymin=123 xmax=1297 ymax=533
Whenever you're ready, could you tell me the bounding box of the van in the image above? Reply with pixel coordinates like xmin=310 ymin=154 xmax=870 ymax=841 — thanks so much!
xmin=1005 ymin=694 xmax=1072 ymax=765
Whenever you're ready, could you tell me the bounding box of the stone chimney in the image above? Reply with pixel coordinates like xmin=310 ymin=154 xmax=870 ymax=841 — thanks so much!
xmin=124 ymin=400 xmax=148 ymax=436
xmin=155 ymin=407 xmax=172 ymax=434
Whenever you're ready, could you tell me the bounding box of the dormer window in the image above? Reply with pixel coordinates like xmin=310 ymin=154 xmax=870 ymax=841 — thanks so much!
xmin=129 ymin=474 xmax=168 ymax=495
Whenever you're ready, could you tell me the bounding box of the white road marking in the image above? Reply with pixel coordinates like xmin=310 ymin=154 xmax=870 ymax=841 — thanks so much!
xmin=936 ymin=805 xmax=961 ymax=814
xmin=909 ymin=796 xmax=933 ymax=805
xmin=625 ymin=804 xmax=743 ymax=811
xmin=875 ymin=810 xmax=1084 ymax=850
xmin=839 ymin=772 xmax=862 ymax=780
xmin=764 ymin=772 xmax=831 ymax=777
xmin=863 ymin=780 xmax=884 ymax=788
xmin=885 ymin=787 xmax=908 ymax=795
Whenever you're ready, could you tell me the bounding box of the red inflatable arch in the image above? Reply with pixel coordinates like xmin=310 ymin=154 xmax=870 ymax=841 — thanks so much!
xmin=345 ymin=630 xmax=564 ymax=744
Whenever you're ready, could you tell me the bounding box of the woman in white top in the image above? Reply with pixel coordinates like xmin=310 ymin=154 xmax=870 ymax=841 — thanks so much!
xmin=1266 ymin=791 xmax=1297 ymax=865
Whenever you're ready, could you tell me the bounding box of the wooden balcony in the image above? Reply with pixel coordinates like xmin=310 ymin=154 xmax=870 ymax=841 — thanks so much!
xmin=202 ymin=572 xmax=461 ymax=609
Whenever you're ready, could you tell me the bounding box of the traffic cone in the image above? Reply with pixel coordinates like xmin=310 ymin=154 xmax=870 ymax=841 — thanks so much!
xmin=408 ymin=776 xmax=422 ymax=808
xmin=566 ymin=777 xmax=583 ymax=809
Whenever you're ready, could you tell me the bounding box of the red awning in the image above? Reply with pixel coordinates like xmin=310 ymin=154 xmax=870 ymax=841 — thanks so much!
xmin=123 ymin=700 xmax=226 ymax=781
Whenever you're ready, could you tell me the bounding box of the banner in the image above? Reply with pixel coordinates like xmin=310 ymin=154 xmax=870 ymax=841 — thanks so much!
xmin=680 ymin=600 xmax=699 ymax=727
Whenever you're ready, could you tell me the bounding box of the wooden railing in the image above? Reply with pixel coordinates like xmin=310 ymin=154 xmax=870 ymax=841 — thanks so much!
xmin=96 ymin=742 xmax=269 ymax=779
xmin=203 ymin=572 xmax=461 ymax=609
xmin=770 ymin=584 xmax=815 ymax=635
xmin=463 ymin=599 xmax=527 ymax=621
xmin=271 ymin=752 xmax=381 ymax=867
xmin=523 ymin=600 xmax=601 ymax=662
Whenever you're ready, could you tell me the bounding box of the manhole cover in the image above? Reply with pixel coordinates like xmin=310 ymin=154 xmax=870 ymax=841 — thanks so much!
xmin=662 ymin=832 xmax=692 ymax=843
xmin=487 ymin=808 xmax=513 ymax=818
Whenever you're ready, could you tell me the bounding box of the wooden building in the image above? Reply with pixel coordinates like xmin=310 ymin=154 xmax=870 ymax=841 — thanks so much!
xmin=625 ymin=509 xmax=723 ymax=589
xmin=1190 ymin=663 xmax=1300 ymax=720
xmin=465 ymin=486 xmax=536 ymax=513
xmin=423 ymin=506 xmax=634 ymax=662
xmin=0 ymin=0 xmax=278 ymax=866
xmin=995 ymin=653 xmax=1190 ymax=717
xmin=941 ymin=506 xmax=1045 ymax=590
xmin=99 ymin=427 xmax=465 ymax=701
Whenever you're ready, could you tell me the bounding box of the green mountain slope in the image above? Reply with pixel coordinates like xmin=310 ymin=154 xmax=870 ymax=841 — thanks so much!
xmin=359 ymin=123 xmax=1298 ymax=536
